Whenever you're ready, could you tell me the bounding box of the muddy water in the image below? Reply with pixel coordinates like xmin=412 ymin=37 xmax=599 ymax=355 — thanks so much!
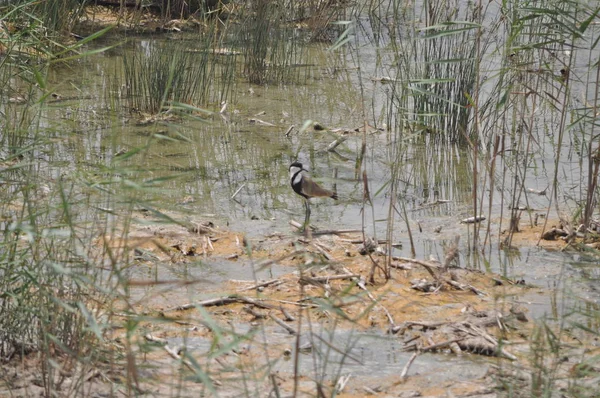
xmin=26 ymin=28 xmax=598 ymax=390
xmin=44 ymin=35 xmax=598 ymax=296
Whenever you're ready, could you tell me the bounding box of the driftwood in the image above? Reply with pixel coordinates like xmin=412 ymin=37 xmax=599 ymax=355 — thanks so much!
xmin=446 ymin=279 xmax=487 ymax=296
xmin=284 ymin=125 xmax=295 ymax=137
xmin=400 ymin=352 xmax=418 ymax=382
xmin=311 ymin=242 xmax=332 ymax=260
xmin=144 ymin=334 xmax=168 ymax=345
xmin=410 ymin=278 xmax=440 ymax=292
xmin=312 ymin=229 xmax=362 ymax=236
xmin=269 ymin=313 xmax=297 ymax=335
xmin=394 ymin=312 xmax=518 ymax=360
xmin=541 ymin=227 xmax=569 ymax=240
xmin=248 ymin=118 xmax=276 ymax=126
xmin=396 ymin=255 xmax=488 ymax=296
xmin=394 ymin=256 xmax=440 ymax=278
xmin=238 ymin=279 xmax=284 ymax=292
xmin=165 ymin=295 xmax=277 ymax=312
xmin=460 ymin=216 xmax=486 ymax=224
xmin=243 ymin=306 xmax=267 ymax=319
xmin=357 ymin=237 xmax=378 ymax=255
xmin=299 ymin=274 xmax=359 ymax=286
xmin=186 ymin=221 xmax=216 ymax=234
xmin=231 ymin=183 xmax=246 ymax=200
xmin=289 ymin=220 xmax=361 ymax=236
xmin=280 ymin=306 xmax=295 ymax=321
xmin=326 ymin=136 xmax=348 ymax=152
xmin=420 ymin=338 xmax=464 ymax=352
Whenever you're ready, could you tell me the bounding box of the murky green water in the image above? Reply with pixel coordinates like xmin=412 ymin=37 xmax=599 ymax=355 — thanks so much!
xmin=11 ymin=27 xmax=600 ymax=310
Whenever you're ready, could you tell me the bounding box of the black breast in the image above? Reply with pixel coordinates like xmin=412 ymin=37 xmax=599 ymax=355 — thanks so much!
xmin=291 ymin=171 xmax=308 ymax=198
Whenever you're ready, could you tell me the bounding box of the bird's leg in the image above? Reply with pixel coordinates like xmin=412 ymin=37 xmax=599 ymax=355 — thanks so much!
xmin=303 ymin=199 xmax=311 ymax=231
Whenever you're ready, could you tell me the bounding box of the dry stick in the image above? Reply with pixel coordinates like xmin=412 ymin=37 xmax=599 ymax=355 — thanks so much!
xmin=280 ymin=306 xmax=295 ymax=321
xmin=400 ymin=352 xmax=418 ymax=381
xmin=311 ymin=242 xmax=332 ymax=260
xmin=167 ymin=296 xmax=239 ymax=311
xmin=446 ymin=279 xmax=487 ymax=296
xmin=165 ymin=295 xmax=276 ymax=312
xmin=326 ymin=135 xmax=348 ymax=152
xmin=389 ymin=203 xmax=416 ymax=259
xmin=236 ymin=296 xmax=278 ymax=309
xmin=270 ymin=373 xmax=282 ymax=398
xmin=346 ymin=238 xmax=397 ymax=244
xmin=269 ymin=313 xmax=296 ymax=335
xmin=332 ymin=167 xmax=338 ymax=200
xmin=231 ymin=183 xmax=246 ymax=200
xmin=311 ymin=228 xmax=361 ymax=236
xmin=538 ymin=49 xmax=573 ymax=246
xmin=391 ymin=320 xmax=449 ymax=334
xmin=268 ymin=298 xmax=319 ymax=308
xmin=293 ymin=268 xmax=305 ymax=397
xmin=420 ymin=338 xmax=465 ymax=352
xmin=483 ymin=135 xmax=501 ymax=250
xmin=237 ymin=278 xmax=284 ymax=292
xmin=289 ymin=220 xmax=360 ymax=236
xmin=394 ymin=256 xmax=440 ymax=278
xmin=457 ymin=323 xmax=516 ymax=361
xmin=243 ymin=306 xmax=267 ymax=319
xmin=284 ymin=125 xmax=295 ymax=137
xmin=299 ymin=274 xmax=360 ymax=285
xmin=386 ymin=170 xmax=397 ymax=279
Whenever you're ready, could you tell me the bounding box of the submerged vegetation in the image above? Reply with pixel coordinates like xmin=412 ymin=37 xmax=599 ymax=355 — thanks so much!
xmin=1 ymin=0 xmax=600 ymax=396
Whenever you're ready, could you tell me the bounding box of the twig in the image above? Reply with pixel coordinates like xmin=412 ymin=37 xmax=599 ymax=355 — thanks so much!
xmin=446 ymin=279 xmax=487 ymax=296
xmin=390 ymin=320 xmax=449 ymax=334
xmin=299 ymin=274 xmax=359 ymax=285
xmin=390 ymin=262 xmax=412 ymax=270
xmin=165 ymin=295 xmax=277 ymax=312
xmin=326 ymin=135 xmax=348 ymax=152
xmin=421 ymin=338 xmax=464 ymax=352
xmin=393 ymin=256 xmax=440 ymax=278
xmin=270 ymin=373 xmax=282 ymax=398
xmin=231 ymin=183 xmax=246 ymax=200
xmin=312 ymin=229 xmax=362 ymax=236
xmin=400 ymin=352 xmax=418 ymax=381
xmin=249 ymin=118 xmax=276 ymax=126
xmin=280 ymin=306 xmax=295 ymax=321
xmin=167 ymin=296 xmax=240 ymax=311
xmin=284 ymin=125 xmax=295 ymax=137
xmin=238 ymin=279 xmax=284 ymax=292
xmin=311 ymin=242 xmax=332 ymax=260
xmin=269 ymin=313 xmax=297 ymax=335
xmin=144 ymin=334 xmax=167 ymax=345
xmin=243 ymin=306 xmax=267 ymax=319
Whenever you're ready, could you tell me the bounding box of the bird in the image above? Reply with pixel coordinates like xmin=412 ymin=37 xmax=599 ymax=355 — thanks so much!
xmin=289 ymin=161 xmax=337 ymax=231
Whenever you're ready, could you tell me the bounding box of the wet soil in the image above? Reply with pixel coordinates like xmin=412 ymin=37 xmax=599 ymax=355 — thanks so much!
xmin=6 ymin=213 xmax=593 ymax=397
xmin=3 ymin=6 xmax=600 ymax=398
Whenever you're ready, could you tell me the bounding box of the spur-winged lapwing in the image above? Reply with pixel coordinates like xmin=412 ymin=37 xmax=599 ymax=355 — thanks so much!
xmin=289 ymin=161 xmax=337 ymax=230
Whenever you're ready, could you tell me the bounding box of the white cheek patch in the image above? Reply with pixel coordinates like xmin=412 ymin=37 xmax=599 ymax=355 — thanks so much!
xmin=289 ymin=166 xmax=301 ymax=179
xmin=293 ymin=172 xmax=303 ymax=185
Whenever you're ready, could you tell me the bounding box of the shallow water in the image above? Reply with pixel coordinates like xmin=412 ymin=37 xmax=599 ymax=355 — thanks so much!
xmin=17 ymin=27 xmax=593 ymax=311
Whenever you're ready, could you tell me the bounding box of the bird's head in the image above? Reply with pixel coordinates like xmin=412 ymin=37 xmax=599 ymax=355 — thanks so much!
xmin=289 ymin=161 xmax=305 ymax=177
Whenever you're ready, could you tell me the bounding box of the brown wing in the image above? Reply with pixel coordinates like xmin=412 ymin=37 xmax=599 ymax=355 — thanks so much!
xmin=302 ymin=176 xmax=337 ymax=199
